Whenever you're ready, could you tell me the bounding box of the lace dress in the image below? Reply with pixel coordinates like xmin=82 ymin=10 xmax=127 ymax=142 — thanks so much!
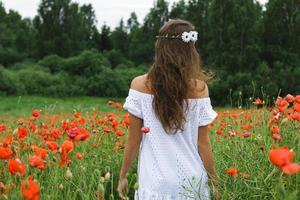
xmin=123 ymin=88 xmax=218 ymax=200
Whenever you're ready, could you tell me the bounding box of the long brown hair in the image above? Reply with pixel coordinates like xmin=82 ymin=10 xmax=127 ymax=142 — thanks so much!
xmin=146 ymin=18 xmax=211 ymax=134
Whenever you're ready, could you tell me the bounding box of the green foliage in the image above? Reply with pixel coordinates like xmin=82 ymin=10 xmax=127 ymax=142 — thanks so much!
xmin=0 ymin=0 xmax=299 ymax=104
xmin=0 ymin=66 xmax=25 ymax=95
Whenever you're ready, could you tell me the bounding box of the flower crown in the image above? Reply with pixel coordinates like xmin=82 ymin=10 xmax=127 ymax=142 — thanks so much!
xmin=156 ymin=31 xmax=198 ymax=43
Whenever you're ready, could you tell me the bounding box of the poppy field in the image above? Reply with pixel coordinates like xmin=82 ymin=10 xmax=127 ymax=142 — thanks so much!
xmin=0 ymin=95 xmax=299 ymax=200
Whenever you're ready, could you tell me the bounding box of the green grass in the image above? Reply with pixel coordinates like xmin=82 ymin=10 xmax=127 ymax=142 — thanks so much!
xmin=0 ymin=96 xmax=299 ymax=200
xmin=0 ymin=96 xmax=123 ymax=117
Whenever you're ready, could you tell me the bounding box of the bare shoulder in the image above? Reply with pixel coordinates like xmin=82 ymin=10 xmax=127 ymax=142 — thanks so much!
xmin=190 ymin=79 xmax=209 ymax=98
xmin=130 ymin=74 xmax=151 ymax=93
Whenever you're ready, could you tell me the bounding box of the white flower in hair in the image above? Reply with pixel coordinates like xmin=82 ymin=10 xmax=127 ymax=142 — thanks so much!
xmin=181 ymin=31 xmax=191 ymax=43
xmin=190 ymin=31 xmax=198 ymax=42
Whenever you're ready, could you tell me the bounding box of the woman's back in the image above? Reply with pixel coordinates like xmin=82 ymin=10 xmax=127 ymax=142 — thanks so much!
xmin=123 ymin=74 xmax=217 ymax=199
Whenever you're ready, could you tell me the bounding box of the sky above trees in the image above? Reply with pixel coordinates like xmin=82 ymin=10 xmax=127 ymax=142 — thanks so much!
xmin=1 ymin=0 xmax=268 ymax=29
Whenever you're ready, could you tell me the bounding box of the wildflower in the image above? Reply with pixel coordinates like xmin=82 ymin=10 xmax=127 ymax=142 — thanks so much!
xmin=293 ymin=103 xmax=300 ymax=112
xmin=8 ymin=158 xmax=27 ymax=176
xmin=228 ymin=130 xmax=236 ymax=137
xmin=215 ymin=129 xmax=223 ymax=135
xmin=46 ymin=141 xmax=59 ymax=154
xmin=0 ymin=147 xmax=13 ymax=160
xmin=18 ymin=127 xmax=28 ymax=140
xmin=285 ymin=94 xmax=294 ymax=103
xmin=61 ymin=140 xmax=74 ymax=154
xmin=242 ymin=132 xmax=251 ymax=138
xmin=225 ymin=166 xmax=238 ymax=177
xmin=295 ymin=95 xmax=300 ymax=104
xmin=29 ymin=155 xmax=46 ymax=170
xmin=269 ymin=146 xmax=300 ymax=175
xmin=181 ymin=31 xmax=191 ymax=42
xmin=75 ymin=153 xmax=84 ymax=160
xmin=242 ymin=124 xmax=252 ymax=131
xmin=32 ymin=109 xmax=41 ymax=118
xmin=34 ymin=148 xmax=48 ymax=159
xmin=115 ymin=102 xmax=121 ymax=109
xmin=141 ymin=127 xmax=150 ymax=134
xmin=115 ymin=130 xmax=124 ymax=136
xmin=253 ymin=98 xmax=264 ymax=105
xmin=270 ymin=126 xmax=280 ymax=134
xmin=0 ymin=124 xmax=6 ymax=132
xmin=21 ymin=176 xmax=39 ymax=200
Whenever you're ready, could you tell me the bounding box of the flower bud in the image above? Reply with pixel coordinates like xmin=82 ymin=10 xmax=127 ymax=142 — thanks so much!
xmin=65 ymin=168 xmax=73 ymax=180
xmin=104 ymin=172 xmax=110 ymax=181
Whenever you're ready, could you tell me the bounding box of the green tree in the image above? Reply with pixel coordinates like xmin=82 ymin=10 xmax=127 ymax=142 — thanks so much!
xmin=99 ymin=24 xmax=112 ymax=51
xmin=130 ymin=0 xmax=169 ymax=64
xmin=207 ymin=0 xmax=262 ymax=71
xmin=34 ymin=0 xmax=98 ymax=58
xmin=186 ymin=0 xmax=211 ymax=62
xmin=111 ymin=19 xmax=128 ymax=53
xmin=262 ymin=0 xmax=300 ymax=65
xmin=169 ymin=0 xmax=187 ymax=19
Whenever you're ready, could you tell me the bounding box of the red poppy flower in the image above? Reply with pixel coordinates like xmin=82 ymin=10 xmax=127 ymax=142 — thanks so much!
xmin=67 ymin=127 xmax=79 ymax=139
xmin=141 ymin=127 xmax=150 ymax=134
xmin=114 ymin=102 xmax=121 ymax=109
xmin=242 ymin=132 xmax=251 ymax=138
xmin=0 ymin=147 xmax=13 ymax=160
xmin=18 ymin=127 xmax=28 ymax=140
xmin=281 ymin=163 xmax=300 ymax=175
xmin=21 ymin=176 xmax=40 ymax=200
xmin=8 ymin=158 xmax=27 ymax=176
xmin=285 ymin=94 xmax=295 ymax=103
xmin=59 ymin=153 xmax=71 ymax=168
xmin=123 ymin=113 xmax=130 ymax=128
xmin=228 ymin=130 xmax=236 ymax=137
xmin=290 ymin=113 xmax=300 ymax=121
xmin=0 ymin=124 xmax=6 ymax=132
xmin=272 ymin=134 xmax=281 ymax=142
xmin=73 ymin=128 xmax=89 ymax=141
xmin=2 ymin=135 xmax=13 ymax=147
xmin=29 ymin=155 xmax=46 ymax=170
xmin=46 ymin=141 xmax=58 ymax=153
xmin=269 ymin=146 xmax=293 ymax=168
xmin=253 ymin=98 xmax=264 ymax=105
xmin=73 ymin=112 xmax=81 ymax=118
xmin=225 ymin=166 xmax=238 ymax=177
xmin=75 ymin=153 xmax=84 ymax=160
xmin=242 ymin=124 xmax=253 ymax=131
xmin=17 ymin=118 xmax=24 ymax=125
xmin=275 ymin=97 xmax=289 ymax=108
xmin=115 ymin=130 xmax=124 ymax=136
xmin=295 ymin=95 xmax=300 ymax=104
xmin=50 ymin=129 xmax=62 ymax=139
xmin=32 ymin=109 xmax=41 ymax=118
xmin=293 ymin=103 xmax=300 ymax=112
xmin=34 ymin=148 xmax=48 ymax=159
xmin=270 ymin=126 xmax=280 ymax=134
xmin=215 ymin=129 xmax=223 ymax=135
xmin=61 ymin=140 xmax=74 ymax=154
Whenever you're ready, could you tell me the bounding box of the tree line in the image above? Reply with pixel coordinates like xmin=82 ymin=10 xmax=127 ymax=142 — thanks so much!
xmin=0 ymin=0 xmax=299 ymax=106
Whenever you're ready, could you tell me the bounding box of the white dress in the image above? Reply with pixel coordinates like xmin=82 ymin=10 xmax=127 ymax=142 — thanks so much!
xmin=123 ymin=88 xmax=218 ymax=200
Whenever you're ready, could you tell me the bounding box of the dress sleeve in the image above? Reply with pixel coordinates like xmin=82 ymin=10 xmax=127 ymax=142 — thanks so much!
xmin=198 ymin=98 xmax=218 ymax=127
xmin=123 ymin=89 xmax=143 ymax=119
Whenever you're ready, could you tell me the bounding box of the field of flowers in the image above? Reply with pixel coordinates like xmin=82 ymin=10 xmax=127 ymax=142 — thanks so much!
xmin=0 ymin=95 xmax=299 ymax=200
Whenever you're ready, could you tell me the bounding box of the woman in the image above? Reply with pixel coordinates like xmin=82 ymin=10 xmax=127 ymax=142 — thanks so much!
xmin=117 ymin=18 xmax=220 ymax=200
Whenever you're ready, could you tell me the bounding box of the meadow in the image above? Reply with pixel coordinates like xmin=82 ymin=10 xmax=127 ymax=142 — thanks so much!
xmin=0 ymin=95 xmax=299 ymax=200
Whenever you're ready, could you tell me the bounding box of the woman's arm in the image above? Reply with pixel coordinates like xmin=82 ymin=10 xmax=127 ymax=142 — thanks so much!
xmin=117 ymin=113 xmax=143 ymax=199
xmin=197 ymin=125 xmax=218 ymax=183
xmin=119 ymin=113 xmax=143 ymax=179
